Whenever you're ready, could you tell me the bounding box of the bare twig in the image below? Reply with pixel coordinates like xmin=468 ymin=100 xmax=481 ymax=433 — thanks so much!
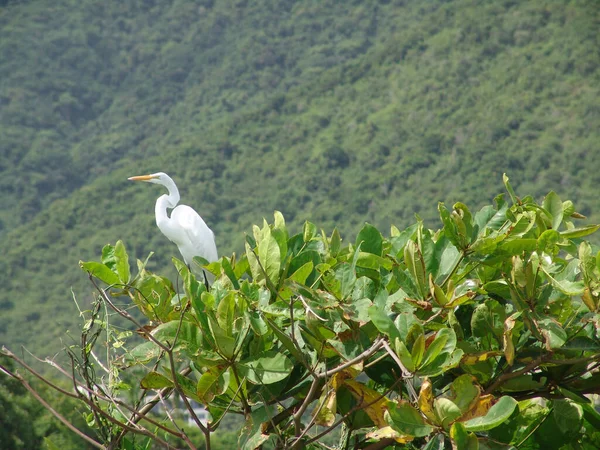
xmin=381 ymin=340 xmax=418 ymax=402
xmin=0 ymin=363 xmax=105 ymax=449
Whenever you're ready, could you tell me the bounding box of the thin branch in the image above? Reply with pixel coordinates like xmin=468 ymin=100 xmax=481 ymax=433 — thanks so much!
xmin=381 ymin=340 xmax=418 ymax=402
xmin=0 ymin=364 xmax=105 ymax=449
xmin=317 ymin=338 xmax=384 ymax=379
xmin=292 ymin=376 xmax=322 ymax=438
xmin=484 ymin=356 xmax=544 ymax=395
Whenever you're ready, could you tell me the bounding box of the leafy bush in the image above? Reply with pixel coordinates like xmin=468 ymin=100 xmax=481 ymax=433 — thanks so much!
xmin=4 ymin=176 xmax=600 ymax=449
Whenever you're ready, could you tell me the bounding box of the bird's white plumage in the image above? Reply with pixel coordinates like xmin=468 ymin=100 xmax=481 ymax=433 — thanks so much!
xmin=128 ymin=172 xmax=218 ymax=280
xmin=169 ymin=205 xmax=218 ymax=265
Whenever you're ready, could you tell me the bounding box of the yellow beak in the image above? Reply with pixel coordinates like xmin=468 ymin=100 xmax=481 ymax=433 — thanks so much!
xmin=128 ymin=175 xmax=156 ymax=181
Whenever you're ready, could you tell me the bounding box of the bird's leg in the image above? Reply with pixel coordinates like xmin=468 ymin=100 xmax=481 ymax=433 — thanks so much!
xmin=203 ymin=270 xmax=210 ymax=290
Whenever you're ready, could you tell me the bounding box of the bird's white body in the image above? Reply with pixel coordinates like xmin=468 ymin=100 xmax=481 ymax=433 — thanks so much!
xmin=128 ymin=172 xmax=218 ymax=279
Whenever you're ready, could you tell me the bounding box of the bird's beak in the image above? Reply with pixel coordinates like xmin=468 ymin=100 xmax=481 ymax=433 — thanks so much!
xmin=128 ymin=175 xmax=156 ymax=181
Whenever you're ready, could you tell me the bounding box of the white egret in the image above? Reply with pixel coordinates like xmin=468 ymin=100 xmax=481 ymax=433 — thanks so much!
xmin=128 ymin=172 xmax=218 ymax=284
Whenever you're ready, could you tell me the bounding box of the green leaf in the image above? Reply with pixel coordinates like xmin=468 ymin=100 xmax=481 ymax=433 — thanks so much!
xmin=335 ymin=263 xmax=356 ymax=299
xmin=411 ymin=333 xmax=425 ymax=367
xmin=258 ymin=226 xmax=281 ymax=285
xmin=560 ymin=224 xmax=600 ymax=239
xmin=287 ymin=261 xmax=313 ymax=284
xmin=303 ymin=221 xmax=317 ymax=242
xmin=356 ymin=252 xmax=393 ymax=271
xmin=464 ymin=396 xmax=518 ymax=431
xmin=140 ymin=372 xmax=173 ymax=389
xmin=330 ymin=228 xmax=342 ymax=256
xmin=537 ymin=229 xmax=560 ymax=254
xmin=543 ymin=191 xmax=563 ymax=230
xmin=450 ymin=374 xmax=480 ymax=413
xmin=405 ymin=240 xmax=427 ymax=299
xmin=264 ymin=317 xmax=306 ymax=365
xmin=503 ymin=174 xmax=518 ymax=204
xmin=238 ymin=351 xmax=293 ymax=384
xmin=537 ymin=318 xmax=567 ymax=349
xmin=368 ymin=305 xmax=400 ymax=343
xmin=542 ymin=268 xmax=585 ymax=296
xmin=450 ymin=422 xmax=479 ymax=450
xmin=420 ymin=330 xmax=449 ymax=369
xmin=196 ymin=371 xmax=220 ymax=403
xmin=497 ymin=239 xmax=538 ymax=255
xmin=79 ymin=261 xmax=120 ymax=285
xmin=221 ymin=257 xmax=240 ymax=289
xmin=434 ymin=397 xmax=462 ymax=429
xmin=356 ymin=223 xmax=383 ymax=256
xmin=552 ymin=399 xmax=583 ymax=435
xmin=114 ymin=240 xmax=130 ymax=284
xmin=387 ymin=400 xmax=434 ymax=437
xmin=245 ymin=241 xmax=262 ymax=282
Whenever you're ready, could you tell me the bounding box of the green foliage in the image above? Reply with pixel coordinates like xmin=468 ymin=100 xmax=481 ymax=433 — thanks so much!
xmin=68 ymin=182 xmax=600 ymax=449
xmin=0 ymin=0 xmax=599 ymax=362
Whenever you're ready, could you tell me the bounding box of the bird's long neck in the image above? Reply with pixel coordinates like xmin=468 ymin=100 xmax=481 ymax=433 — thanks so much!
xmin=155 ymin=177 xmax=180 ymax=238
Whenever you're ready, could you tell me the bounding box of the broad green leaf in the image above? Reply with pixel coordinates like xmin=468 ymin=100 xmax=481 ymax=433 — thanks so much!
xmin=450 ymin=422 xmax=479 ymax=450
xmin=560 ymin=224 xmax=600 ymax=239
xmin=420 ymin=330 xmax=449 ymax=369
xmin=411 ymin=333 xmax=425 ymax=367
xmin=196 ymin=371 xmax=220 ymax=403
xmin=356 ymin=222 xmax=383 ymax=256
xmin=542 ymin=267 xmax=584 ymax=296
xmin=264 ymin=317 xmax=305 ymax=365
xmin=303 ymin=221 xmax=317 ymax=242
xmin=356 ymin=252 xmax=393 ymax=270
xmin=405 ymin=240 xmax=427 ymax=299
xmin=245 ymin=241 xmax=262 ymax=282
xmin=388 ymin=400 xmax=434 ymax=437
xmin=552 ymin=399 xmax=583 ymax=435
xmin=335 ymin=262 xmax=356 ymax=299
xmin=440 ymin=202 xmax=460 ymax=247
xmin=537 ymin=317 xmax=567 ymax=350
xmin=221 ymin=257 xmax=240 ymax=289
xmin=450 ymin=374 xmax=480 ymax=413
xmin=497 ymin=239 xmax=537 ymax=255
xmin=273 ymin=211 xmax=288 ymax=239
xmin=537 ymin=229 xmax=560 ymax=254
xmin=216 ymin=292 xmax=235 ymax=335
xmin=368 ymin=305 xmax=400 ymax=343
xmin=434 ymin=397 xmax=462 ymax=429
xmin=395 ymin=338 xmax=416 ymax=372
xmin=238 ymin=351 xmax=293 ymax=384
xmin=258 ymin=226 xmax=281 ymax=285
xmin=287 ymin=261 xmax=313 ymax=284
xmin=464 ymin=396 xmax=518 ymax=431
xmin=79 ymin=261 xmax=120 ymax=285
xmin=140 ymin=372 xmax=173 ymax=389
xmin=124 ymin=341 xmax=160 ymax=365
xmin=114 ymin=240 xmax=130 ymax=284
xmin=503 ymin=174 xmax=518 ymax=204
xmin=543 ymin=191 xmax=563 ymax=230
xmin=330 ymin=228 xmax=342 ymax=256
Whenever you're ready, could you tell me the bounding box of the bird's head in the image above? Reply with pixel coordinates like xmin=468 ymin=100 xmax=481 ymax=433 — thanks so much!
xmin=128 ymin=172 xmax=170 ymax=185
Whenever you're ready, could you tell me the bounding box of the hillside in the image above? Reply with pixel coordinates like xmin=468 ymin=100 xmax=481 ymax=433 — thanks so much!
xmin=0 ymin=0 xmax=598 ymax=357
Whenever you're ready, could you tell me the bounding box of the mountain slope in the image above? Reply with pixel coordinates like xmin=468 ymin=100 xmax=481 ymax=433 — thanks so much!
xmin=0 ymin=0 xmax=598 ymax=356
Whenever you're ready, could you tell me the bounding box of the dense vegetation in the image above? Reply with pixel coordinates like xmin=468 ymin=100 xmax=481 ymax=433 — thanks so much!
xmin=0 ymin=0 xmax=599 ymax=369
xmin=4 ymin=178 xmax=600 ymax=449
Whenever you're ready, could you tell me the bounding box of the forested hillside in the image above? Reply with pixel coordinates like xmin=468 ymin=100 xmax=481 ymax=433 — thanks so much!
xmin=0 ymin=0 xmax=598 ymax=357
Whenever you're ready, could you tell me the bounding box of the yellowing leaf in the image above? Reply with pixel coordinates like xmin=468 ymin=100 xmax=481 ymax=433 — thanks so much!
xmin=459 ymin=394 xmax=495 ymax=422
xmin=503 ymin=314 xmax=517 ymax=366
xmin=344 ymin=379 xmax=388 ymax=427
xmin=418 ymin=378 xmax=437 ymax=424
xmin=460 ymin=351 xmax=502 ymax=365
xmin=366 ymin=426 xmax=413 ymax=444
xmin=314 ymin=388 xmax=337 ymax=427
